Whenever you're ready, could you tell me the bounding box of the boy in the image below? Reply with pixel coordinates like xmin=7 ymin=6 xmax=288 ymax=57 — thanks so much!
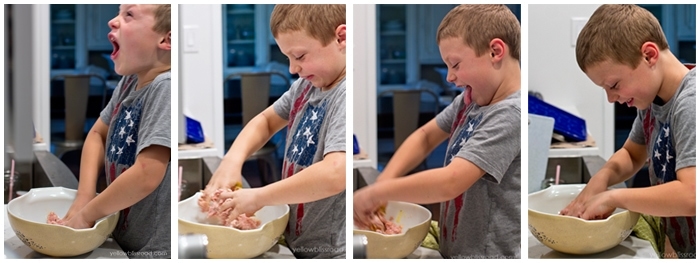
xmin=561 ymin=4 xmax=695 ymax=258
xmin=353 ymin=5 xmax=521 ymax=259
xmin=62 ymin=4 xmax=171 ymax=259
xmin=205 ymin=4 xmax=346 ymax=259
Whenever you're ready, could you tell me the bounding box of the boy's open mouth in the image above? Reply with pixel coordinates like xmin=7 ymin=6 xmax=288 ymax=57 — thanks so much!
xmin=625 ymin=98 xmax=634 ymax=107
xmin=109 ymin=34 xmax=120 ymax=59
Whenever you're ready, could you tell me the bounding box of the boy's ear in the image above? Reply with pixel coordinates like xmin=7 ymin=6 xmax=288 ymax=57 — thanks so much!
xmin=489 ymin=38 xmax=506 ymax=63
xmin=640 ymin=42 xmax=659 ymax=67
xmin=335 ymin=24 xmax=346 ymax=49
xmin=158 ymin=31 xmax=171 ymax=51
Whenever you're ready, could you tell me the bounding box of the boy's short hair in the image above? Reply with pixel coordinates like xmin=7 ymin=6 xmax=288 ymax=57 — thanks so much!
xmin=152 ymin=4 xmax=170 ymax=34
xmin=437 ymin=4 xmax=520 ymax=61
xmin=270 ymin=4 xmax=345 ymax=46
xmin=576 ymin=4 xmax=669 ymax=72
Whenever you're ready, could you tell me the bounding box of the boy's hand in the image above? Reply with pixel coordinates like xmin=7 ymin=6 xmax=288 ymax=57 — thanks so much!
xmin=578 ymin=190 xmax=617 ymax=220
xmin=218 ymin=188 xmax=263 ymax=219
xmin=204 ymin=168 xmax=242 ymax=200
xmin=63 ymin=210 xmax=95 ymax=230
xmin=353 ymin=185 xmax=384 ymax=229
xmin=63 ymin=194 xmax=95 ymax=222
xmin=560 ymin=181 xmax=607 ymax=217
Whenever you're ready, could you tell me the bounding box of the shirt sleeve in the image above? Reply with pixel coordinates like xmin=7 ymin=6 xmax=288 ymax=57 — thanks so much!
xmin=671 ymin=85 xmax=696 ymax=170
xmin=628 ymin=110 xmax=646 ymax=146
xmin=136 ymin=74 xmax=171 ymax=154
xmin=323 ymin=86 xmax=346 ymax=155
xmin=456 ymin=103 xmax=521 ymax=183
xmin=435 ymin=92 xmax=464 ymax=133
xmin=273 ymin=78 xmax=305 ymax=120
xmin=99 ymin=75 xmax=131 ymax=126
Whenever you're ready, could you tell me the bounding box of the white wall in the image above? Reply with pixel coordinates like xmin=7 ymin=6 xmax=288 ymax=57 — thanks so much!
xmin=180 ymin=5 xmax=225 ymax=157
xmin=353 ymin=5 xmax=378 ymax=168
xmin=529 ymin=4 xmax=614 ymax=159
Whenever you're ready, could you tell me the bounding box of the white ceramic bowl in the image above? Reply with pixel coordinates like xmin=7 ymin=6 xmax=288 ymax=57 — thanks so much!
xmin=528 ymin=184 xmax=640 ymax=255
xmin=353 ymin=201 xmax=432 ymax=259
xmin=178 ymin=192 xmax=290 ymax=258
xmin=6 ymin=187 xmax=119 ymax=257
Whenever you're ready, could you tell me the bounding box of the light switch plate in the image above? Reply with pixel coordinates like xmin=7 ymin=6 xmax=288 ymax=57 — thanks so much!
xmin=571 ymin=17 xmax=588 ymax=47
xmin=184 ymin=25 xmax=199 ymax=53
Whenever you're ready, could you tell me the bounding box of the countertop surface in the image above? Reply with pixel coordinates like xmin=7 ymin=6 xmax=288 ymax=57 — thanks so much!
xmin=528 ymin=231 xmax=658 ymax=259
xmin=4 ymin=205 xmax=127 ymax=259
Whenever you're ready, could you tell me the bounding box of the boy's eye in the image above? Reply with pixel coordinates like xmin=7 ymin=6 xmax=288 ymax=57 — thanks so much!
xmin=452 ymin=62 xmax=460 ymax=69
xmin=295 ymin=54 xmax=305 ymax=60
xmin=610 ymin=82 xmax=618 ymax=90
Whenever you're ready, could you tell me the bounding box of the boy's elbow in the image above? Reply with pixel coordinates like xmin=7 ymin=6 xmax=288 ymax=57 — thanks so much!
xmin=325 ymin=153 xmax=346 ymax=194
xmin=136 ymin=157 xmax=168 ymax=191
xmin=685 ymin=185 xmax=695 ymax=216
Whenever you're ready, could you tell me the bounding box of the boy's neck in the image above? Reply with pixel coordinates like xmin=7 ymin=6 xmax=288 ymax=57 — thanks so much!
xmin=135 ymin=64 xmax=171 ymax=90
xmin=320 ymin=68 xmax=346 ymax=92
xmin=489 ymin=59 xmax=521 ymax=105
xmin=656 ymin=50 xmax=691 ymax=104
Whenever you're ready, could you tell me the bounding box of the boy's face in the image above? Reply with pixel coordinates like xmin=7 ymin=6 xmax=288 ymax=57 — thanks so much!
xmin=108 ymin=5 xmax=166 ymax=76
xmin=438 ymin=37 xmax=498 ymax=106
xmin=275 ymin=28 xmax=346 ymax=89
xmin=585 ymin=59 xmax=660 ymax=110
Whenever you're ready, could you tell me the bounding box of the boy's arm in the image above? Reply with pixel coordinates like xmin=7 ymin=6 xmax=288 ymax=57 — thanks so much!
xmin=561 ymin=139 xmax=647 ymax=216
xmin=376 ymin=119 xmax=450 ymax=181
xmin=257 ymin=151 xmax=345 ymax=205
xmin=584 ymin=167 xmax=695 ymax=219
xmin=63 ymin=119 xmax=109 ymax=220
xmin=207 ymin=106 xmax=288 ymax=190
xmin=374 ymin=157 xmax=484 ymax=204
xmin=69 ymin=145 xmax=170 ymax=227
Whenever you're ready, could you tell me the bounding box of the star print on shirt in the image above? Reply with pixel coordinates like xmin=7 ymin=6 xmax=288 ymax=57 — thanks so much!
xmin=651 ymin=122 xmax=676 ymax=184
xmin=285 ymin=101 xmax=328 ymax=170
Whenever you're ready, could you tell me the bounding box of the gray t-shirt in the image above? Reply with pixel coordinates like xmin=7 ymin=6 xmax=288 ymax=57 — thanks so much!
xmin=272 ymin=77 xmax=346 ymax=258
xmin=99 ymin=71 xmax=171 ymax=259
xmin=435 ymin=91 xmax=521 ymax=259
xmin=629 ymin=68 xmax=695 ymax=257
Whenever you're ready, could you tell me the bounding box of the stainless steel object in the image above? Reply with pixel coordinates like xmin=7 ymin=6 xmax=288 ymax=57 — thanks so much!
xmin=178 ymin=234 xmax=208 ymax=259
xmin=353 ymin=235 xmax=367 ymax=259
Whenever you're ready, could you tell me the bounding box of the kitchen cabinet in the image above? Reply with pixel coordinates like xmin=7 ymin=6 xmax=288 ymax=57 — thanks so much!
xmin=222 ymin=4 xmax=287 ymax=78
xmin=417 ymin=5 xmax=457 ymax=65
xmin=85 ymin=4 xmax=119 ymax=51
xmin=50 ymin=4 xmax=86 ymax=75
xmin=376 ymin=4 xmax=418 ymax=89
xmin=675 ymin=4 xmax=695 ymax=41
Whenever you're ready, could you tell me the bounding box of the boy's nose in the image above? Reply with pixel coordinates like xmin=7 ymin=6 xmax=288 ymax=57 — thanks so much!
xmin=108 ymin=17 xmax=118 ymax=29
xmin=288 ymin=63 xmax=300 ymax=75
xmin=606 ymin=91 xmax=618 ymax=103
xmin=446 ymin=71 xmax=457 ymax=84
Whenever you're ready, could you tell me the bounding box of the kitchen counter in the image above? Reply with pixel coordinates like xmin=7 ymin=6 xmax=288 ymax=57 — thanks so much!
xmin=254 ymin=244 xmax=295 ymax=259
xmin=4 ymin=206 xmax=127 ymax=259
xmin=528 ymin=231 xmax=658 ymax=259
xmin=406 ymin=247 xmax=442 ymax=259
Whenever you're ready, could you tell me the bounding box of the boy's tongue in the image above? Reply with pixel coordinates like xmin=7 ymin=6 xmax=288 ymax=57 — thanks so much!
xmin=464 ymin=86 xmax=472 ymax=105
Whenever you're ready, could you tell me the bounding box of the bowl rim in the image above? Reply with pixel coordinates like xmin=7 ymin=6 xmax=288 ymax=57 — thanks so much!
xmin=528 ymin=184 xmax=639 ymax=224
xmin=178 ymin=191 xmax=290 ymax=233
xmin=7 ymin=187 xmax=119 ymax=232
xmin=353 ymin=201 xmax=432 ymax=237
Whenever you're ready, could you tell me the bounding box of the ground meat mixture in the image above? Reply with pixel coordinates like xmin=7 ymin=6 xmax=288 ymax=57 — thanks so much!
xmin=366 ymin=208 xmax=402 ymax=235
xmin=198 ymin=187 xmax=261 ymax=230
xmin=46 ymin=212 xmax=65 ymax=225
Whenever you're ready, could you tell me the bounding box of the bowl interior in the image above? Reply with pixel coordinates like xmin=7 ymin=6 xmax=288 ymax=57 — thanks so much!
xmin=529 ymin=184 xmax=626 ymax=216
xmin=7 ymin=187 xmax=113 ymax=226
xmin=353 ymin=201 xmax=431 ymax=235
xmin=178 ymin=192 xmax=289 ymax=230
